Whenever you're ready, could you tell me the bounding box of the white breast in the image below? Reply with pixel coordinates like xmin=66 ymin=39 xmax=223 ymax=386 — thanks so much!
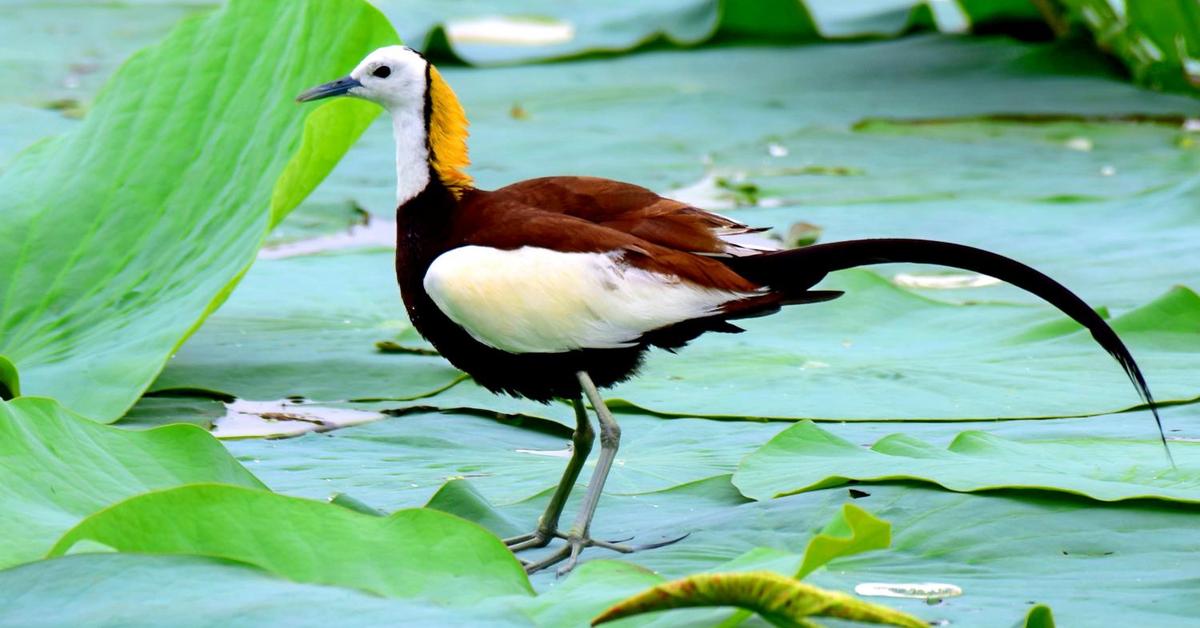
xmin=423 ymin=246 xmax=758 ymax=354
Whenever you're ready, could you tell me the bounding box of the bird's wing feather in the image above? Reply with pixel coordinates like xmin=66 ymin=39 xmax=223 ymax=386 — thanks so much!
xmin=486 ymin=176 xmax=775 ymax=256
xmin=424 ymin=190 xmax=793 ymax=353
xmin=454 ymin=191 xmax=765 ymax=293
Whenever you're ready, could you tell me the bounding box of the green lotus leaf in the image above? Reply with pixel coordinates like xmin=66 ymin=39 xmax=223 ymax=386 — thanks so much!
xmin=1051 ymin=0 xmax=1200 ymax=94
xmin=795 ymin=503 xmax=891 ymax=579
xmin=614 ymin=275 xmax=1200 ymax=420
xmin=733 ymin=421 xmax=1196 ymax=503
xmin=226 ymin=410 xmax=780 ymax=511
xmin=0 ymin=0 xmax=398 ymax=421
xmin=49 ymin=483 xmax=532 ymax=603
xmin=0 ymin=553 xmax=529 ymax=627
xmin=553 ymin=480 xmax=1200 ymax=625
xmin=0 ymin=397 xmax=261 ymax=569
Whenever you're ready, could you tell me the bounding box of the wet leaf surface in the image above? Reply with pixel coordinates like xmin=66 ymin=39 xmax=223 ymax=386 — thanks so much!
xmin=151 ymin=252 xmax=462 ymax=403
xmin=735 ymin=421 xmax=1196 ymax=502
xmin=49 ymin=484 xmax=532 ymax=603
xmin=0 ymin=397 xmax=261 ymax=569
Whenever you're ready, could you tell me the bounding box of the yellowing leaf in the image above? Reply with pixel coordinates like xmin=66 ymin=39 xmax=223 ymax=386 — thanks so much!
xmin=592 ymin=570 xmax=926 ymax=628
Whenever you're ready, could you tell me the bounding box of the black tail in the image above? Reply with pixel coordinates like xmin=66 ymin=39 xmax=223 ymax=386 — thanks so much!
xmin=729 ymin=238 xmax=1173 ymax=465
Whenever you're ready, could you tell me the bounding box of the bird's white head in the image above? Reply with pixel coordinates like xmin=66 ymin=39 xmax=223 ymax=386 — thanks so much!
xmin=297 ymin=45 xmax=472 ymax=202
xmin=297 ymin=45 xmax=428 ymax=110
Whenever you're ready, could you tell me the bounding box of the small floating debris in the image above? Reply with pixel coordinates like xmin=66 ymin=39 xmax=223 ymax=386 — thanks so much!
xmin=667 ymin=174 xmax=738 ymax=210
xmin=893 ymin=272 xmax=1002 ymax=290
xmin=1064 ymin=136 xmax=1094 ymax=152
xmin=784 ymin=221 xmax=822 ymax=247
xmin=259 ymin=218 xmax=394 ymax=259
xmin=445 ymin=16 xmax=575 ymax=46
xmin=514 ymin=447 xmax=572 ymax=458
xmin=212 ymin=399 xmax=384 ymax=439
xmin=767 ymin=142 xmax=789 ymax=158
xmin=855 ymin=582 xmax=963 ymax=600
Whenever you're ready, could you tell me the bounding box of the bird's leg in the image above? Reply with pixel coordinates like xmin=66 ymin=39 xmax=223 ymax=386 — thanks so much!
xmin=522 ymin=371 xmax=639 ymax=576
xmin=504 ymin=396 xmax=594 ymax=551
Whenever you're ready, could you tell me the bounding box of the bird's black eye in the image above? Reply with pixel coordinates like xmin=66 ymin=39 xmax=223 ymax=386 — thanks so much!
xmin=372 ymin=66 xmax=391 ymax=79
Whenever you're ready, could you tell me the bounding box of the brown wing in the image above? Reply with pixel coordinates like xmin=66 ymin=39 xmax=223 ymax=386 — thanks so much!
xmin=445 ymin=180 xmax=840 ymax=349
xmin=485 ymin=176 xmax=772 ymax=257
xmin=452 ymin=189 xmax=763 ymax=294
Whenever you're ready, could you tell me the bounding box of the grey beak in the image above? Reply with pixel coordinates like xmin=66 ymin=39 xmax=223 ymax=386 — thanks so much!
xmin=296 ymin=75 xmax=362 ymax=102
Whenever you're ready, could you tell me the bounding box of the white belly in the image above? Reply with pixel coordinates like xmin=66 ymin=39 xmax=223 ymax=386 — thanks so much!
xmin=423 ymin=245 xmax=755 ymax=354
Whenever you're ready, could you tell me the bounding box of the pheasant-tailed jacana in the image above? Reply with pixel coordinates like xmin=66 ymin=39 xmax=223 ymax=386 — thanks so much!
xmin=298 ymin=46 xmax=1171 ymax=575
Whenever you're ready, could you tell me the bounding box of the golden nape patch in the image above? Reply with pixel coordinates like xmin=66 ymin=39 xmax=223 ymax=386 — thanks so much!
xmin=428 ymin=66 xmax=473 ymax=195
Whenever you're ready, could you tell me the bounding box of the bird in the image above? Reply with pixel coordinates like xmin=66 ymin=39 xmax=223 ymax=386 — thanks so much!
xmin=297 ymin=45 xmax=1171 ymax=575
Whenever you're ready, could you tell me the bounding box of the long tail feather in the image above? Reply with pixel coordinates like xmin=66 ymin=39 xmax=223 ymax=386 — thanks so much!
xmin=730 ymin=238 xmax=1173 ymax=466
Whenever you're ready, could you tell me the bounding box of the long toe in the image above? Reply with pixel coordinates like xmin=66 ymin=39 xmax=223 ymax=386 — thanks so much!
xmin=524 ymin=532 xmax=686 ymax=576
xmin=505 ymin=529 xmax=554 ymax=552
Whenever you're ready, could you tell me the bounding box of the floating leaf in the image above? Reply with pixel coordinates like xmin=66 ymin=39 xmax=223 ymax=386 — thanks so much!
xmin=733 ymin=421 xmax=1196 ymax=503
xmin=1022 ymin=603 xmax=1056 ymax=628
xmin=0 ymin=554 xmax=526 ymax=627
xmin=592 ymin=570 xmax=926 ymax=627
xmin=614 ymin=276 xmax=1200 ymax=421
xmin=0 ymin=0 xmax=398 ymax=421
xmin=796 ymin=504 xmax=891 ymax=579
xmin=0 ymin=397 xmax=261 ymax=569
xmin=49 ymin=484 xmax=532 ymax=603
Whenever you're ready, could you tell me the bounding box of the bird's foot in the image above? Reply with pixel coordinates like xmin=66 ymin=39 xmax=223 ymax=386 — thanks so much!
xmin=520 ymin=531 xmax=689 ymax=577
xmin=503 ymin=529 xmax=555 ymax=551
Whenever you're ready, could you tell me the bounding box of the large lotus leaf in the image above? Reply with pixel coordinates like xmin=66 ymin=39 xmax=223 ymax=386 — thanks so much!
xmin=442 ymin=476 xmax=1199 ymax=626
xmin=797 ymin=486 xmax=1200 ymax=627
xmin=1051 ymin=0 xmax=1200 ymax=94
xmin=225 ymin=410 xmax=787 ymax=511
xmin=716 ymin=120 xmax=1200 ymax=309
xmin=49 ymin=483 xmax=532 ymax=603
xmin=611 ymin=273 xmax=1200 ymax=420
xmin=0 ymin=552 xmax=733 ymax=628
xmin=150 ymin=251 xmax=462 ymax=402
xmin=0 ymin=397 xmax=262 ymax=569
xmin=0 ymin=3 xmax=206 ymax=163
xmin=0 ymin=0 xmax=399 ymax=421
xmin=117 ymin=395 xmax=226 ymax=430
xmin=0 ymin=554 xmax=528 ymax=628
xmin=734 ymin=422 xmax=1195 ymax=502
